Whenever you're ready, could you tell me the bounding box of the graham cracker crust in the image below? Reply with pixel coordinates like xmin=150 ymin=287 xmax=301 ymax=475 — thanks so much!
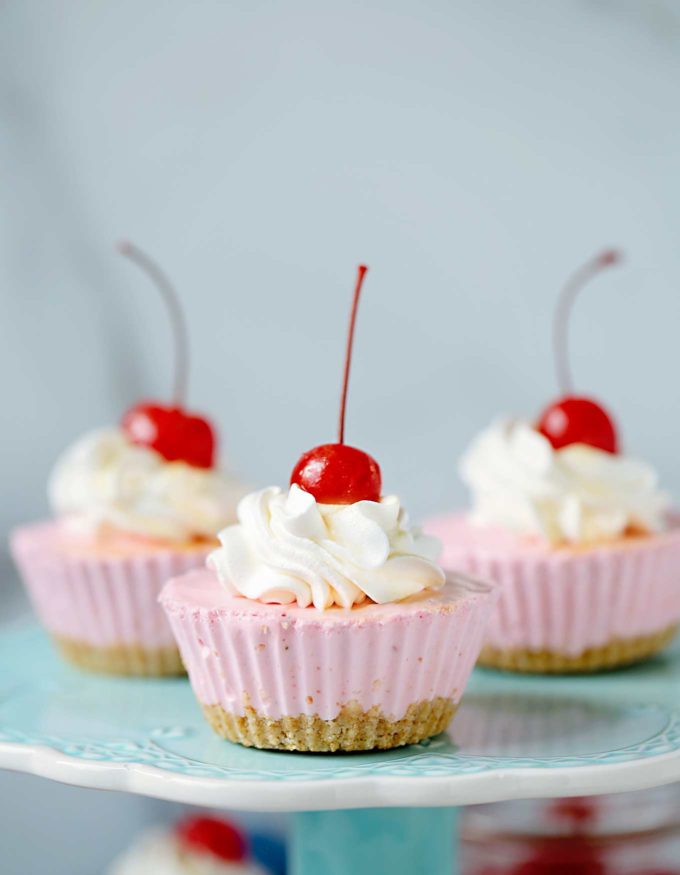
xmin=54 ymin=636 xmax=185 ymax=677
xmin=203 ymin=697 xmax=457 ymax=752
xmin=478 ymin=624 xmax=678 ymax=674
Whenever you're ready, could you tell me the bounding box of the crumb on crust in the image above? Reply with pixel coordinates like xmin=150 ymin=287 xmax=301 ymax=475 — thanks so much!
xmin=54 ymin=636 xmax=185 ymax=677
xmin=479 ymin=624 xmax=678 ymax=674
xmin=203 ymin=696 xmax=457 ymax=752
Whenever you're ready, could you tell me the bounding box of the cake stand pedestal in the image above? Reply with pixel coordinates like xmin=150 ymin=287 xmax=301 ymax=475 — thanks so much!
xmin=1 ymin=624 xmax=680 ymax=874
xmin=290 ymin=809 xmax=456 ymax=875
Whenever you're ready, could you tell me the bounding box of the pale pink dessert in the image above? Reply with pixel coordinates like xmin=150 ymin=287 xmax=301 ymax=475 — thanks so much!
xmin=426 ymin=252 xmax=680 ymax=673
xmin=427 ymin=510 xmax=680 ymax=672
xmin=161 ymin=487 xmax=497 ymax=751
xmin=160 ymin=265 xmax=498 ymax=750
xmin=10 ymin=243 xmax=244 ymax=676
xmin=11 ymin=520 xmax=217 ymax=676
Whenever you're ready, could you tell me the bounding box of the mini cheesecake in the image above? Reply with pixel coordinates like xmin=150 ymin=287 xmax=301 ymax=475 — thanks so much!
xmin=428 ymin=512 xmax=680 ymax=673
xmin=161 ymin=567 xmax=497 ymax=751
xmin=427 ymin=251 xmax=679 ymax=673
xmin=10 ymin=243 xmax=244 ymax=676
xmin=11 ymin=521 xmax=211 ymax=676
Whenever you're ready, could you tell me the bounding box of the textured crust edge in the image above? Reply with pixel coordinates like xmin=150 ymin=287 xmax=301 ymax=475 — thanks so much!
xmin=203 ymin=697 xmax=457 ymax=752
xmin=54 ymin=635 xmax=185 ymax=677
xmin=478 ymin=624 xmax=679 ymax=674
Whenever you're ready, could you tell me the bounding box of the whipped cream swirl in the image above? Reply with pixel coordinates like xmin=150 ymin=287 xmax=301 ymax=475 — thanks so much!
xmin=460 ymin=418 xmax=668 ymax=545
xmin=49 ymin=428 xmax=244 ymax=542
xmin=208 ymin=484 xmax=445 ymax=610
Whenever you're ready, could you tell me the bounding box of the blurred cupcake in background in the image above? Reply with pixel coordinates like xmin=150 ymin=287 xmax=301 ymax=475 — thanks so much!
xmin=426 ymin=250 xmax=680 ymax=673
xmin=10 ymin=242 xmax=245 ymax=676
xmin=107 ymin=815 xmax=269 ymax=875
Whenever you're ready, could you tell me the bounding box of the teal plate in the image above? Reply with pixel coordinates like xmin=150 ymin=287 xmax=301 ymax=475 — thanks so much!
xmin=1 ymin=623 xmax=680 ymax=810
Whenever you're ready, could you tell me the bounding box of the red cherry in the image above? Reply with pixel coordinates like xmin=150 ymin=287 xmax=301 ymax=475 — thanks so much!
xmin=175 ymin=815 xmax=247 ymax=862
xmin=537 ymin=396 xmax=618 ymax=454
xmin=539 ymin=248 xmax=622 ymax=453
xmin=122 ymin=402 xmax=215 ymax=468
xmin=291 ymin=443 xmax=381 ymax=504
xmin=118 ymin=241 xmax=217 ymax=469
xmin=290 ymin=265 xmax=382 ymax=504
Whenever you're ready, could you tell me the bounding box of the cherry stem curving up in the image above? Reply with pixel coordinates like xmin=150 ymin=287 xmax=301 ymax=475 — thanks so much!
xmin=117 ymin=240 xmax=189 ymax=407
xmin=553 ymin=248 xmax=622 ymax=395
xmin=338 ymin=265 xmax=369 ymax=445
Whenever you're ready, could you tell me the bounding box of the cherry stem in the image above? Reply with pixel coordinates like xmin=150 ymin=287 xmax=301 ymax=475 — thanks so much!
xmin=554 ymin=248 xmax=622 ymax=395
xmin=338 ymin=265 xmax=369 ymax=444
xmin=117 ymin=240 xmax=188 ymax=406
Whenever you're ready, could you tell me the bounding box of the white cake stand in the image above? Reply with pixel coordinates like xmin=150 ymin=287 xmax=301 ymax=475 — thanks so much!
xmin=2 ymin=623 xmax=680 ymax=874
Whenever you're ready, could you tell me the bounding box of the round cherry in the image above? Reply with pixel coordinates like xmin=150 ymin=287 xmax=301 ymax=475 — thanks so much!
xmin=291 ymin=443 xmax=381 ymax=504
xmin=175 ymin=815 xmax=247 ymax=862
xmin=122 ymin=402 xmax=215 ymax=469
xmin=537 ymin=249 xmax=621 ymax=454
xmin=118 ymin=241 xmax=216 ymax=469
xmin=290 ymin=264 xmax=382 ymax=504
xmin=537 ymin=396 xmax=618 ymax=454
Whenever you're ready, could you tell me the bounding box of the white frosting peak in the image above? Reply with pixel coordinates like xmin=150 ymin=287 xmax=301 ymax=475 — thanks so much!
xmin=208 ymin=484 xmax=445 ymax=610
xmin=49 ymin=428 xmax=244 ymax=542
xmin=460 ymin=418 xmax=668 ymax=545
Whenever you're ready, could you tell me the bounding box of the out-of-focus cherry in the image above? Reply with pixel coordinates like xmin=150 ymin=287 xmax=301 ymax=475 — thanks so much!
xmin=175 ymin=815 xmax=247 ymax=862
xmin=118 ymin=241 xmax=216 ymax=468
xmin=537 ymin=249 xmax=621 ymax=454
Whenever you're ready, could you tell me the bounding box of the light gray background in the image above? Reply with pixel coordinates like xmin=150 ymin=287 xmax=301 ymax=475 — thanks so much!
xmin=2 ymin=1 xmax=680 ymax=872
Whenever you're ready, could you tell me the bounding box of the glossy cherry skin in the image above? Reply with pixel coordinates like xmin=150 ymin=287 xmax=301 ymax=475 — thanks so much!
xmin=536 ymin=396 xmax=618 ymax=454
xmin=290 ymin=443 xmax=382 ymax=504
xmin=121 ymin=402 xmax=216 ymax=469
xmin=175 ymin=815 xmax=246 ymax=862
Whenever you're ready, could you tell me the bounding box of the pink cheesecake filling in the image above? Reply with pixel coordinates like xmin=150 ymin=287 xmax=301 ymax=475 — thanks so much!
xmin=160 ymin=569 xmax=497 ymax=722
xmin=11 ymin=521 xmax=212 ymax=648
xmin=425 ymin=513 xmax=680 ymax=655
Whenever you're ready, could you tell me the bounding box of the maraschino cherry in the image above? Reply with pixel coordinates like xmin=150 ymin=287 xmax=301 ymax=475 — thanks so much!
xmin=118 ymin=241 xmax=216 ymax=469
xmin=175 ymin=815 xmax=247 ymax=862
xmin=536 ymin=249 xmax=622 ymax=454
xmin=290 ymin=265 xmax=382 ymax=504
